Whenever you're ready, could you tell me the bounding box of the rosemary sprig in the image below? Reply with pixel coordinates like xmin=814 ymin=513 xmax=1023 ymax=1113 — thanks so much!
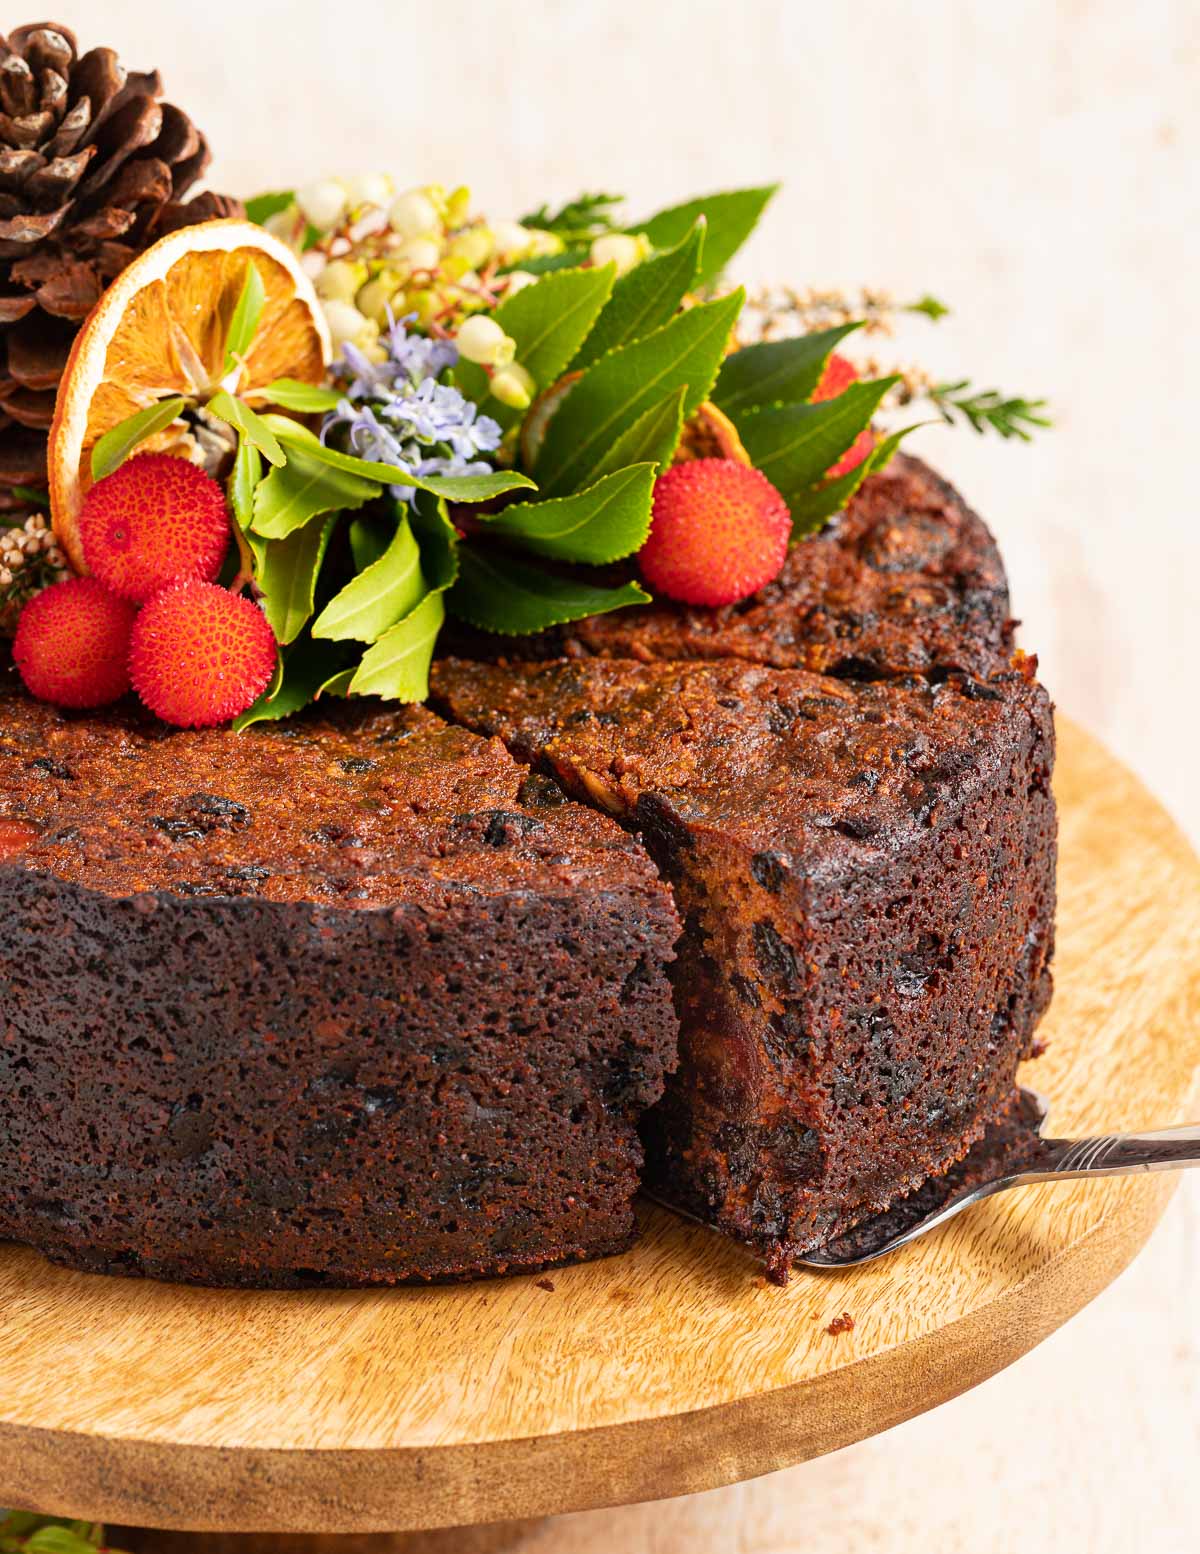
xmin=931 ymin=381 xmax=1052 ymax=441
xmin=521 ymin=191 xmax=625 ymax=241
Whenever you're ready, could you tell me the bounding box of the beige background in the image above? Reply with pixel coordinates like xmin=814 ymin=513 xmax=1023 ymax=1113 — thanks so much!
xmin=33 ymin=0 xmax=1200 ymax=1547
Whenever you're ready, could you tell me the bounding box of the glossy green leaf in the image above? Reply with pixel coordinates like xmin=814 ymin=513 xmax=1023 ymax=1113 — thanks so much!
xmin=227 ymin=432 xmax=263 ymax=582
xmin=349 ymin=589 xmax=445 ymax=701
xmin=206 ymin=390 xmax=285 ymax=466
xmin=737 ymin=377 xmax=898 ymax=511
xmin=262 ymin=415 xmax=534 ymax=504
xmin=90 ymin=396 xmax=188 ymax=481
xmin=252 ymin=441 xmax=378 ymax=539
xmin=572 ymin=221 xmax=704 ymax=370
xmin=534 ymin=287 xmax=744 ymax=497
xmin=713 ymin=322 xmax=862 ymax=418
xmin=588 ymin=385 xmax=687 ymax=482
xmin=233 ymin=636 xmax=354 ymax=730
xmin=633 ymin=185 xmax=777 ymax=288
xmin=251 ymin=377 xmax=344 ymax=413
xmin=785 ymin=423 xmax=925 ymax=540
xmin=348 ymin=512 xmax=393 ymax=572
xmin=255 ymin=514 xmax=336 ymax=644
xmin=245 ymin=190 xmax=295 ymax=225
xmin=223 ymin=260 xmax=266 ymax=376
xmin=409 ymin=492 xmax=461 ymax=592
xmin=312 ymin=515 xmax=426 ymax=641
xmin=481 ymin=464 xmax=655 ymax=564
xmin=448 ymin=546 xmax=649 ymax=635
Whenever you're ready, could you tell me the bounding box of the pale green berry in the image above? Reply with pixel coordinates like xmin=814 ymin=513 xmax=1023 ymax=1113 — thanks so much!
xmin=447 ymin=226 xmax=494 ymax=271
xmin=389 ymin=189 xmax=441 ymax=239
xmin=503 ymin=270 xmax=538 ymax=296
xmin=590 ymin=232 xmax=644 ymax=276
xmin=340 ymin=172 xmax=393 ymax=210
xmin=444 ymin=185 xmax=472 ymax=227
xmin=322 ymin=299 xmax=374 ymax=348
xmin=315 ymin=258 xmax=369 ymax=303
xmin=263 ymin=207 xmax=299 ymax=241
xmin=491 ymin=220 xmax=534 ymax=263
xmin=456 ymin=314 xmax=511 ymax=366
xmin=490 ymin=363 xmax=536 ymax=410
xmin=297 ymin=179 xmax=348 ymax=231
xmin=525 ymin=229 xmax=564 ymax=258
xmin=398 ymin=237 xmax=443 ymax=273
xmin=357 ymin=272 xmax=403 ymax=324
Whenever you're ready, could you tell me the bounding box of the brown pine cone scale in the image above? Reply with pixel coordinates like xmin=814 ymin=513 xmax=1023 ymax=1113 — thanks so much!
xmin=0 ymin=22 xmax=242 ymax=497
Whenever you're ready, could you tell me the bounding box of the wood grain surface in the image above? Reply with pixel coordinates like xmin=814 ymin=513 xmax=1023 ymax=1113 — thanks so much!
xmin=1 ymin=718 xmax=1198 ymax=1536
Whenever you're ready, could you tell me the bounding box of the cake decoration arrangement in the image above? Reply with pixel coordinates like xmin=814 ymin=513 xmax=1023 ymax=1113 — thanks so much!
xmin=0 ymin=19 xmax=1065 ymax=1290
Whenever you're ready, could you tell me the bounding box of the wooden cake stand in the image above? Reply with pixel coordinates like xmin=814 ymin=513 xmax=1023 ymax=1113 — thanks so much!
xmin=1 ymin=719 xmax=1197 ymax=1547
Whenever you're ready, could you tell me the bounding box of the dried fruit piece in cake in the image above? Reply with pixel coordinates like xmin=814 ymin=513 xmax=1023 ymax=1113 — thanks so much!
xmin=433 ymin=653 xmax=1057 ymax=1280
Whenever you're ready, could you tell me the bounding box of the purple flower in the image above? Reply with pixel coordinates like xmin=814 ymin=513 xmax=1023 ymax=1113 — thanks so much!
xmin=324 ymin=317 xmax=500 ymax=503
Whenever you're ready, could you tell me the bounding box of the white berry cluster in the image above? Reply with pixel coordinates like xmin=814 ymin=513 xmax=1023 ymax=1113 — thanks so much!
xmin=0 ymin=512 xmax=69 ymax=635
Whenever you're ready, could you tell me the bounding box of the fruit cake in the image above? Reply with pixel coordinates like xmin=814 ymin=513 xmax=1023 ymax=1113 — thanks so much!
xmin=0 ymin=666 xmax=680 ymax=1286
xmin=432 ymin=653 xmax=1056 ymax=1278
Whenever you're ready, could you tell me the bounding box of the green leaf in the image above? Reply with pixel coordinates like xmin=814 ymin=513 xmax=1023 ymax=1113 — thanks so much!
xmin=90 ymin=396 xmax=189 ymax=481
xmin=252 ymin=442 xmax=378 ymax=539
xmin=497 ymin=245 xmax=590 ymax=277
xmin=737 ymin=377 xmax=898 ymax=511
xmin=481 ymin=464 xmax=655 ymax=564
xmin=633 ymin=185 xmax=777 ymax=288
xmin=907 ymin=293 xmax=951 ymax=322
xmin=233 ymin=636 xmax=353 ymax=730
xmin=448 ymin=546 xmax=650 ymax=635
xmin=312 ymin=515 xmax=426 ymax=641
xmin=572 ymin=221 xmax=704 ymax=371
xmin=250 ymin=377 xmax=344 ymax=414
xmin=534 ymin=287 xmax=744 ymax=497
xmin=206 ymin=390 xmax=285 ymax=467
xmin=10 ymin=483 xmax=49 ymax=508
xmin=319 ymin=666 xmax=358 ymax=697
xmin=24 ymin=1528 xmax=102 ymax=1554
xmin=223 ymin=260 xmax=266 ymax=376
xmin=348 ymin=512 xmax=393 ymax=572
xmin=256 ymin=514 xmax=336 ymax=644
xmin=349 ymin=589 xmax=445 ymax=701
xmin=455 ymin=262 xmax=616 ymax=417
xmin=228 ymin=432 xmax=263 ymax=581
xmin=262 ymin=416 xmax=535 ymax=504
xmin=409 ymin=492 xmax=460 ymax=592
xmin=245 ymin=190 xmax=295 ymax=225
xmin=713 ymin=323 xmax=862 ymax=418
xmin=785 ymin=423 xmax=925 ymax=541
xmin=589 ymin=385 xmax=687 ymax=483
xmin=520 ymin=191 xmax=625 ymax=240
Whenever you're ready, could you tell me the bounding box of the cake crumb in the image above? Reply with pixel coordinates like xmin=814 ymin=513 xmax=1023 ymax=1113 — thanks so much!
xmin=826 ymin=1312 xmax=855 ymax=1336
xmin=534 ymin=1277 xmax=555 ymax=1292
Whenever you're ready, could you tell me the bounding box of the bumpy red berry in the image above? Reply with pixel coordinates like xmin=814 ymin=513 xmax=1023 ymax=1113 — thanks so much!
xmin=128 ymin=580 xmax=277 ymax=729
xmin=12 ymin=576 xmax=137 ymax=708
xmin=640 ymin=459 xmax=792 ymax=607
xmin=80 ymin=452 xmax=231 ymax=604
xmin=813 ymin=352 xmax=874 ymax=478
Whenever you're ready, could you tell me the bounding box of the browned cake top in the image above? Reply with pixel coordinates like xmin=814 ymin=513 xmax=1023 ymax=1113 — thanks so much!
xmin=433 ymin=655 xmax=1048 ymax=879
xmin=0 ymin=659 xmax=663 ymax=909
xmin=542 ymin=455 xmax=1010 ymax=676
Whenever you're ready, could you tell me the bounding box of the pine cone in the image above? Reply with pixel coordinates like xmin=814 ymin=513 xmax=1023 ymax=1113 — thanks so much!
xmin=0 ymin=22 xmax=243 ymax=503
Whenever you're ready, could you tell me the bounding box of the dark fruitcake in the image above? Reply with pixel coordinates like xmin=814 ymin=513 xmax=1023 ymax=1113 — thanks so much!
xmin=0 ymin=665 xmax=680 ymax=1286
xmin=432 ymin=654 xmax=1056 ymax=1278
xmin=449 ymin=456 xmax=1011 ymax=680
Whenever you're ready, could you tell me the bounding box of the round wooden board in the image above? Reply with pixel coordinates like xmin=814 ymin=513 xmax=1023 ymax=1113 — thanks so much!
xmin=2 ymin=718 xmax=1198 ymax=1536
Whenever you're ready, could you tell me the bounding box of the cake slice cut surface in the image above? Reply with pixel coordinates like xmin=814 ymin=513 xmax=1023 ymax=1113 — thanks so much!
xmin=433 ymin=654 xmax=1057 ymax=1278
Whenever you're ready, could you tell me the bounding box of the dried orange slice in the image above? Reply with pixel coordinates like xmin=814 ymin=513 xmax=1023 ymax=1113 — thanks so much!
xmin=49 ymin=219 xmax=330 ymax=572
